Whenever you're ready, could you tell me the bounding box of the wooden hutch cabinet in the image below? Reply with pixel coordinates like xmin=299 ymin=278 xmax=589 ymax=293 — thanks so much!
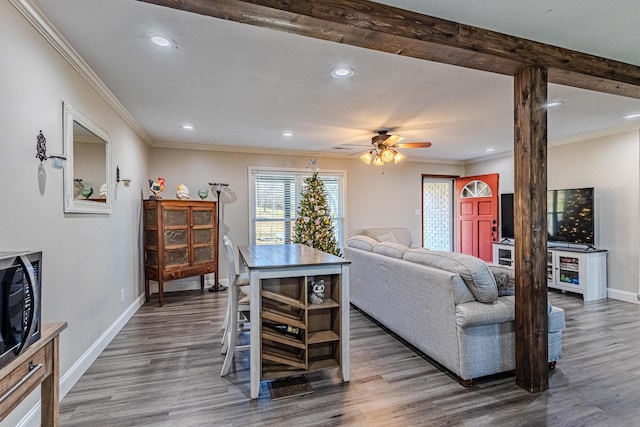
xmin=143 ymin=199 xmax=218 ymax=306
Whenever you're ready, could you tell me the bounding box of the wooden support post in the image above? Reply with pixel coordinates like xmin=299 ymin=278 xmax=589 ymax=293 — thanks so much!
xmin=514 ymin=66 xmax=549 ymax=392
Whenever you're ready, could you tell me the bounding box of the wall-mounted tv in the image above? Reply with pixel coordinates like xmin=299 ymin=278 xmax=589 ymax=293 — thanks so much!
xmin=500 ymin=187 xmax=595 ymax=245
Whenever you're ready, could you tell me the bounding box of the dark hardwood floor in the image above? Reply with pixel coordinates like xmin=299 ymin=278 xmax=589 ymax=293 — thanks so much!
xmin=60 ymin=289 xmax=640 ymax=426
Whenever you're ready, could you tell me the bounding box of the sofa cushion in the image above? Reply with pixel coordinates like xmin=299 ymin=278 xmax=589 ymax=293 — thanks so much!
xmin=346 ymin=235 xmax=378 ymax=251
xmin=487 ymin=264 xmax=516 ymax=296
xmin=404 ymin=248 xmax=498 ymax=303
xmin=373 ymin=241 xmax=409 ymax=259
xmin=373 ymin=232 xmax=399 ymax=244
xmin=359 ymin=228 xmax=412 ymax=247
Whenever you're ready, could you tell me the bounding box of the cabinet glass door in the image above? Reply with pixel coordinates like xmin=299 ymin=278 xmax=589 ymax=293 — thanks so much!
xmin=191 ymin=207 xmax=215 ymax=264
xmin=163 ymin=208 xmax=190 ymax=268
xmin=558 ymin=256 xmax=580 ymax=285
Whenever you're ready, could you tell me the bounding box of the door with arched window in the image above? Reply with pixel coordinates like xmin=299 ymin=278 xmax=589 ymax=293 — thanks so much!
xmin=455 ymin=173 xmax=499 ymax=261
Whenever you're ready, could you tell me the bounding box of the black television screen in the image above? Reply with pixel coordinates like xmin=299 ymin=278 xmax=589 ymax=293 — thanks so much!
xmin=500 ymin=193 xmax=514 ymax=239
xmin=548 ymin=187 xmax=594 ymax=245
xmin=500 ymin=188 xmax=595 ymax=245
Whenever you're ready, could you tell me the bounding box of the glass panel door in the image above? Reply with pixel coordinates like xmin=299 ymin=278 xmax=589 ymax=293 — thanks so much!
xmin=422 ymin=177 xmax=455 ymax=251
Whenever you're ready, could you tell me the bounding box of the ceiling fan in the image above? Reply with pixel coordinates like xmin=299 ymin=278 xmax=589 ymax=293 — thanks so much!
xmin=358 ymin=130 xmax=432 ymax=166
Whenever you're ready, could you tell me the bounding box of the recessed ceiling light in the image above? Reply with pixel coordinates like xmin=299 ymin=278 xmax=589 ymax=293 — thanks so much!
xmin=146 ymin=34 xmax=176 ymax=48
xmin=545 ymin=101 xmax=563 ymax=108
xmin=623 ymin=113 xmax=640 ymax=119
xmin=485 ymin=147 xmax=495 ymax=152
xmin=282 ymin=132 xmax=293 ymax=137
xmin=331 ymin=67 xmax=354 ymax=78
xmin=181 ymin=124 xmax=194 ymax=130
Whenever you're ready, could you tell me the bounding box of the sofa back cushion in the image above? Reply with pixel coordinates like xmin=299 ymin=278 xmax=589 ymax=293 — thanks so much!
xmin=372 ymin=241 xmax=409 ymax=259
xmin=346 ymin=235 xmax=378 ymax=251
xmin=404 ymin=249 xmax=498 ymax=303
xmin=358 ymin=228 xmax=412 ymax=247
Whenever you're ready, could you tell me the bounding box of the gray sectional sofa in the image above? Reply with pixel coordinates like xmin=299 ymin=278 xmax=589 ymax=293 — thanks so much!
xmin=345 ymin=227 xmax=565 ymax=385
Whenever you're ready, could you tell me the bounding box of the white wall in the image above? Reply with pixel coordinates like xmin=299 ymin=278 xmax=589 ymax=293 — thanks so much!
xmin=466 ymin=131 xmax=640 ymax=298
xmin=149 ymin=148 xmax=464 ymax=284
xmin=1 ymin=3 xmax=149 ymax=425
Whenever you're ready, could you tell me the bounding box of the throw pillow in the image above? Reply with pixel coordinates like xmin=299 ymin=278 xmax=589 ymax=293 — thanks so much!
xmin=487 ymin=264 xmax=516 ymax=296
xmin=346 ymin=235 xmax=378 ymax=251
xmin=373 ymin=241 xmax=408 ymax=259
xmin=373 ymin=232 xmax=399 ymax=243
xmin=404 ymin=249 xmax=498 ymax=303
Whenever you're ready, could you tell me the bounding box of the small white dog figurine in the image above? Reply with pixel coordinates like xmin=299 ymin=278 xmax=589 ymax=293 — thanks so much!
xmin=308 ymin=280 xmax=325 ymax=304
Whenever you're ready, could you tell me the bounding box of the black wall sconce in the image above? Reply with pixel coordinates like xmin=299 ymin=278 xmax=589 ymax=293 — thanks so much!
xmin=115 ymin=166 xmax=132 ymax=187
xmin=35 ymin=130 xmax=66 ymax=169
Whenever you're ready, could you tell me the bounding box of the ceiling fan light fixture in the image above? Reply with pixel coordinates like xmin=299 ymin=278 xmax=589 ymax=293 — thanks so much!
xmin=372 ymin=155 xmax=384 ymax=166
xmin=393 ymin=151 xmax=406 ymax=164
xmin=380 ymin=148 xmax=395 ymax=163
xmin=360 ymin=151 xmax=373 ymax=165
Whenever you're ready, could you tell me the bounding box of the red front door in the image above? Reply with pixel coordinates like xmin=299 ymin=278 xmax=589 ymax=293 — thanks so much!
xmin=455 ymin=174 xmax=499 ymax=261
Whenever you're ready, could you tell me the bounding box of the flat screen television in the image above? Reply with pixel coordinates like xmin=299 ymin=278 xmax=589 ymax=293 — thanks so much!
xmin=500 ymin=193 xmax=514 ymax=239
xmin=500 ymin=187 xmax=595 ymax=245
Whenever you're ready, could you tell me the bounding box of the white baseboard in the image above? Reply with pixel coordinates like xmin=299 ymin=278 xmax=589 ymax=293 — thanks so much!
xmin=17 ymin=294 xmax=145 ymax=427
xmin=607 ymin=287 xmax=640 ymax=304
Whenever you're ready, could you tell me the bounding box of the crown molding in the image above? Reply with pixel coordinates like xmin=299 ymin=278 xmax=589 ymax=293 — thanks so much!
xmin=151 ymin=140 xmax=465 ymax=165
xmin=10 ymin=0 xmax=153 ymax=146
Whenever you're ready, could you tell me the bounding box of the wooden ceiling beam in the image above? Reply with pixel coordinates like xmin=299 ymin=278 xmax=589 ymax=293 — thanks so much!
xmin=137 ymin=0 xmax=640 ymax=98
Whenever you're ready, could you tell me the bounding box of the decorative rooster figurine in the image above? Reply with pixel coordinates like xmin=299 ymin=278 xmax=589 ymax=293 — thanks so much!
xmin=149 ymin=177 xmax=165 ymax=199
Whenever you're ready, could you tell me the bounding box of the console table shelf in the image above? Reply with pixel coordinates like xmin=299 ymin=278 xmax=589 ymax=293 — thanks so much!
xmin=0 ymin=322 xmax=67 ymax=427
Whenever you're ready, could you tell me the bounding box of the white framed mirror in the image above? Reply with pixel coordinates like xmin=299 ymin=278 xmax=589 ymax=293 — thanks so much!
xmin=63 ymin=101 xmax=112 ymax=214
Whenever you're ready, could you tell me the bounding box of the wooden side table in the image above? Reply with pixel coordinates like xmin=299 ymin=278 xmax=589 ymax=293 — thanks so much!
xmin=0 ymin=322 xmax=67 ymax=426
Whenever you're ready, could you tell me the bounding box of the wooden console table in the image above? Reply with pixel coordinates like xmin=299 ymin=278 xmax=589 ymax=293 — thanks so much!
xmin=239 ymin=244 xmax=350 ymax=399
xmin=0 ymin=322 xmax=67 ymax=426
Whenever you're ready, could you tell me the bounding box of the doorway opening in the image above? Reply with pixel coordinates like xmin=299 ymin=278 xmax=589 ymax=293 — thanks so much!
xmin=422 ymin=176 xmax=456 ymax=251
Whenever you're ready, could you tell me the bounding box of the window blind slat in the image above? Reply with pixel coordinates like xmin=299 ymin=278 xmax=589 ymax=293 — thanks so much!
xmin=250 ymin=169 xmax=345 ymax=249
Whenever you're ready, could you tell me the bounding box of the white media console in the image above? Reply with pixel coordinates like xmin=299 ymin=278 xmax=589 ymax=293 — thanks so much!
xmin=492 ymin=242 xmax=607 ymax=301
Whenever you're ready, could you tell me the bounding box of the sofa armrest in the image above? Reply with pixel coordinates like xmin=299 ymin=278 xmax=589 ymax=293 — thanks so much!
xmin=455 ymin=297 xmax=515 ymax=328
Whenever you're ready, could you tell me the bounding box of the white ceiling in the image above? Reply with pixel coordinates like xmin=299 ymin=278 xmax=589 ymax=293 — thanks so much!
xmin=32 ymin=0 xmax=640 ymax=162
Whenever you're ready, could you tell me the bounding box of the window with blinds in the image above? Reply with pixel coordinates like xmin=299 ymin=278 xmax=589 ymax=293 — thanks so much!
xmin=249 ymin=168 xmax=346 ymax=250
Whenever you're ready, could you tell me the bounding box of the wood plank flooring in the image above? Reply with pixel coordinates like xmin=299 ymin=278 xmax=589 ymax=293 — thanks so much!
xmin=60 ymin=289 xmax=640 ymax=426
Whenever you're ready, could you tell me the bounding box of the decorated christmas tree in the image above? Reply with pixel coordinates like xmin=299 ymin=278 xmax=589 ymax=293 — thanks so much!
xmin=293 ymin=171 xmax=342 ymax=257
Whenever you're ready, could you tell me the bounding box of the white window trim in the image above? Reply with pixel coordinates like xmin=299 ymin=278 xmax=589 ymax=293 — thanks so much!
xmin=248 ymin=166 xmax=347 ymax=249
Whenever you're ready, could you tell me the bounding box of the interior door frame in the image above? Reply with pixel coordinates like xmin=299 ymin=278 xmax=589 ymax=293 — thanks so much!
xmin=421 ymin=174 xmax=459 ymax=250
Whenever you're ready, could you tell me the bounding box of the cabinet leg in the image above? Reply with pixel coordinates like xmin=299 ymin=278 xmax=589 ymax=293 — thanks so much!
xmin=200 ymin=275 xmax=205 ymax=291
xmin=158 ymin=279 xmax=164 ymax=307
xmin=144 ymin=278 xmax=150 ymax=303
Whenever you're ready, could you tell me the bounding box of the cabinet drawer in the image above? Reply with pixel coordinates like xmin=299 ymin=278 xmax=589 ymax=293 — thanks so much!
xmin=0 ymin=347 xmax=47 ymax=418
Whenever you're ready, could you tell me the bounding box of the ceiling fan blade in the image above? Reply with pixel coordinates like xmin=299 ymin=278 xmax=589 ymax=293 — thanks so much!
xmin=384 ymin=135 xmax=404 ymax=146
xmin=394 ymin=142 xmax=432 ymax=149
